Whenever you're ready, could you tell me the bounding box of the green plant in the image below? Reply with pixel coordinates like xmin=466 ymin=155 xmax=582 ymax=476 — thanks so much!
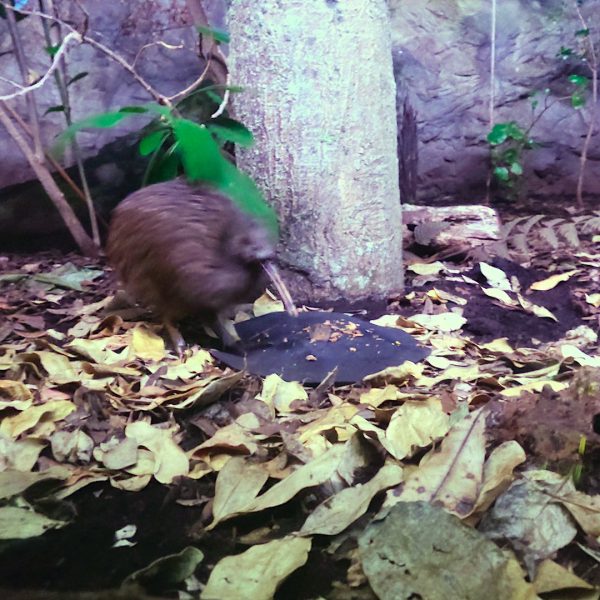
xmin=487 ymin=120 xmax=530 ymax=194
xmin=557 ymin=2 xmax=598 ymax=208
xmin=486 ymin=90 xmax=550 ymax=198
xmin=55 ymin=96 xmax=279 ymax=238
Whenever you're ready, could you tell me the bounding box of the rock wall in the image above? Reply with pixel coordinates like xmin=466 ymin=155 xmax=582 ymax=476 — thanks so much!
xmin=391 ymin=0 xmax=600 ymax=204
xmin=0 ymin=0 xmax=200 ymax=188
xmin=0 ymin=0 xmax=598 ymax=219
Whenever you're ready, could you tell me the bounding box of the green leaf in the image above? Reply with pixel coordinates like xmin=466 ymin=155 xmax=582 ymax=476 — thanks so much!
xmin=557 ymin=46 xmax=574 ymax=59
xmin=571 ymin=92 xmax=586 ymax=108
xmin=139 ymin=130 xmax=168 ymax=156
xmin=45 ymin=44 xmax=60 ymax=58
xmin=53 ymin=109 xmax=152 ymax=156
xmin=205 ymin=89 xmax=224 ymax=106
xmin=487 ymin=124 xmax=509 ymax=145
xmin=196 ymin=25 xmax=230 ymax=44
xmin=208 ymin=117 xmax=254 ymax=147
xmin=67 ymin=71 xmax=88 ymax=87
xmin=501 ymin=148 xmax=518 ymax=163
xmin=509 ymin=162 xmax=523 ymax=175
xmin=493 ymin=166 xmax=510 ymax=182
xmin=568 ymin=74 xmax=588 ymax=87
xmin=144 ymin=143 xmax=180 ymax=185
xmin=172 ymin=119 xmax=224 ymax=183
xmin=505 ymin=122 xmax=525 ymax=141
xmin=575 ymin=28 xmax=590 ymax=37
xmin=44 ymin=105 xmax=65 ymax=116
xmin=217 ymin=161 xmax=279 ymax=238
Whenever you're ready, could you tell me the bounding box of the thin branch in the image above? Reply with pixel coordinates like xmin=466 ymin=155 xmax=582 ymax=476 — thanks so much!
xmin=0 ymin=100 xmax=98 ymax=256
xmin=0 ymin=75 xmax=26 ymax=89
xmin=485 ymin=0 xmax=497 ymax=205
xmin=132 ymin=40 xmax=185 ymax=70
xmin=0 ymin=31 xmax=82 ymax=101
xmin=5 ymin=4 xmax=44 ymax=158
xmin=3 ymin=101 xmax=86 ymax=203
xmin=211 ymin=73 xmax=231 ymax=118
xmin=1 ymin=2 xmax=173 ymax=107
xmin=168 ymin=51 xmax=212 ymax=103
xmin=40 ymin=0 xmax=99 ymax=244
xmin=574 ymin=2 xmax=598 ymax=209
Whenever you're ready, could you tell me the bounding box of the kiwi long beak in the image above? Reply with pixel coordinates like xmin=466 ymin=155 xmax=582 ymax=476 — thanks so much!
xmin=262 ymin=261 xmax=298 ymax=316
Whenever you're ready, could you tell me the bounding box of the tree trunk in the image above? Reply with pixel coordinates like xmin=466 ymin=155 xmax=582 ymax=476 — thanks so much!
xmin=228 ymin=0 xmax=403 ymax=304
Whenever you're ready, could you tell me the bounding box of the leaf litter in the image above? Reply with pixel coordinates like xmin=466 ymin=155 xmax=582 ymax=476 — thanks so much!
xmin=0 ymin=242 xmax=598 ymax=598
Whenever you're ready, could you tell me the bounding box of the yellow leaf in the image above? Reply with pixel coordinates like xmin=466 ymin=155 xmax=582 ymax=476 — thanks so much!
xmin=384 ymin=398 xmax=450 ymax=460
xmin=407 ymin=261 xmax=446 ymax=275
xmin=468 ymin=441 xmax=526 ymax=521
xmin=0 ymin=380 xmax=33 ymax=410
xmin=66 ymin=337 xmax=125 ymax=364
xmin=479 ymin=262 xmax=512 ymax=290
xmin=529 ymin=269 xmax=578 ymax=291
xmin=0 ymin=436 xmax=46 ymax=471
xmin=190 ymin=422 xmax=260 ymax=457
xmin=130 ymin=326 xmax=166 ymax=361
xmin=209 ymin=457 xmax=270 ymax=529
xmin=36 ymin=351 xmax=79 ymax=384
xmin=0 ymin=506 xmax=65 ymax=539
xmin=533 ymin=559 xmax=593 ymax=594
xmin=500 ymin=380 xmax=568 ymax=397
xmin=385 ymin=408 xmax=487 ymax=517
xmin=364 ymin=361 xmax=424 ymax=383
xmin=426 ymin=288 xmax=468 ymax=305
xmin=0 ymin=400 xmax=76 ymax=438
xmin=559 ymin=490 xmax=600 ymax=538
xmin=111 ymin=474 xmax=153 ymax=492
xmin=479 ymin=338 xmax=515 ymax=354
xmin=253 ymin=293 xmax=285 ymax=316
xmin=358 ymin=385 xmax=398 ymax=408
xmin=125 ymin=422 xmax=188 ymax=484
xmin=586 ymin=293 xmax=600 ymax=308
xmin=409 ymin=312 xmax=467 ymax=332
xmin=297 ymin=403 xmax=359 ymax=442
xmin=259 ymin=374 xmax=308 ymax=415
xmin=482 ymin=287 xmax=517 ymax=306
xmin=202 ymin=536 xmax=311 ymax=600
xmin=300 ymin=464 xmax=403 ymax=536
xmin=560 ymin=344 xmax=600 ymax=368
xmin=236 ymin=444 xmax=346 ymax=518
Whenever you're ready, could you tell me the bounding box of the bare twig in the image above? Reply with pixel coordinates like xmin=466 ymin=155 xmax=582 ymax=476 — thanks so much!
xmin=211 ymin=73 xmax=231 ymax=118
xmin=574 ymin=3 xmax=598 ymax=209
xmin=485 ymin=0 xmax=497 ymax=205
xmin=3 ymin=101 xmax=86 ymax=202
xmin=132 ymin=40 xmax=185 ymax=70
xmin=1 ymin=2 xmax=173 ymax=107
xmin=0 ymin=31 xmax=82 ymax=101
xmin=0 ymin=100 xmax=98 ymax=256
xmin=39 ymin=0 xmax=99 ymax=245
xmin=0 ymin=75 xmax=26 ymax=89
xmin=168 ymin=51 xmax=213 ymax=104
xmin=5 ymin=4 xmax=44 ymax=158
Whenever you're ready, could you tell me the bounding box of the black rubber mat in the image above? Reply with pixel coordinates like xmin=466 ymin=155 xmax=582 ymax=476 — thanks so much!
xmin=212 ymin=311 xmax=430 ymax=385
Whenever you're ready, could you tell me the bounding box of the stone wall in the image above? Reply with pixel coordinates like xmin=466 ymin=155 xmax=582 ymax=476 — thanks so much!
xmin=0 ymin=0 xmax=200 ymax=188
xmin=0 ymin=0 xmax=598 ymax=220
xmin=391 ymin=0 xmax=600 ymax=204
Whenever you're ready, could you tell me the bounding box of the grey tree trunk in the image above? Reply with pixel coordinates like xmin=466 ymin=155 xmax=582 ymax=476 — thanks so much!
xmin=228 ymin=0 xmax=403 ymax=304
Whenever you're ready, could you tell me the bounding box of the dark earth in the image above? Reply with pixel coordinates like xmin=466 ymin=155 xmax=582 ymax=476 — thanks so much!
xmin=0 ymin=194 xmax=599 ymax=598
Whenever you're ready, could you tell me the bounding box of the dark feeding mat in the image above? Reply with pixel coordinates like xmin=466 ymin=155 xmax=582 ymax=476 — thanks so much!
xmin=212 ymin=311 xmax=430 ymax=385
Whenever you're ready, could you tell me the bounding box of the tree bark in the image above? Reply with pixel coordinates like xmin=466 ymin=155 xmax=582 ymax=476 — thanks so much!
xmin=228 ymin=0 xmax=403 ymax=304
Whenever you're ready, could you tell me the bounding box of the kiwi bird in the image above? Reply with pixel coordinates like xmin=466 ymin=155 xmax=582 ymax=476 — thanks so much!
xmin=107 ymin=179 xmax=295 ymax=350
